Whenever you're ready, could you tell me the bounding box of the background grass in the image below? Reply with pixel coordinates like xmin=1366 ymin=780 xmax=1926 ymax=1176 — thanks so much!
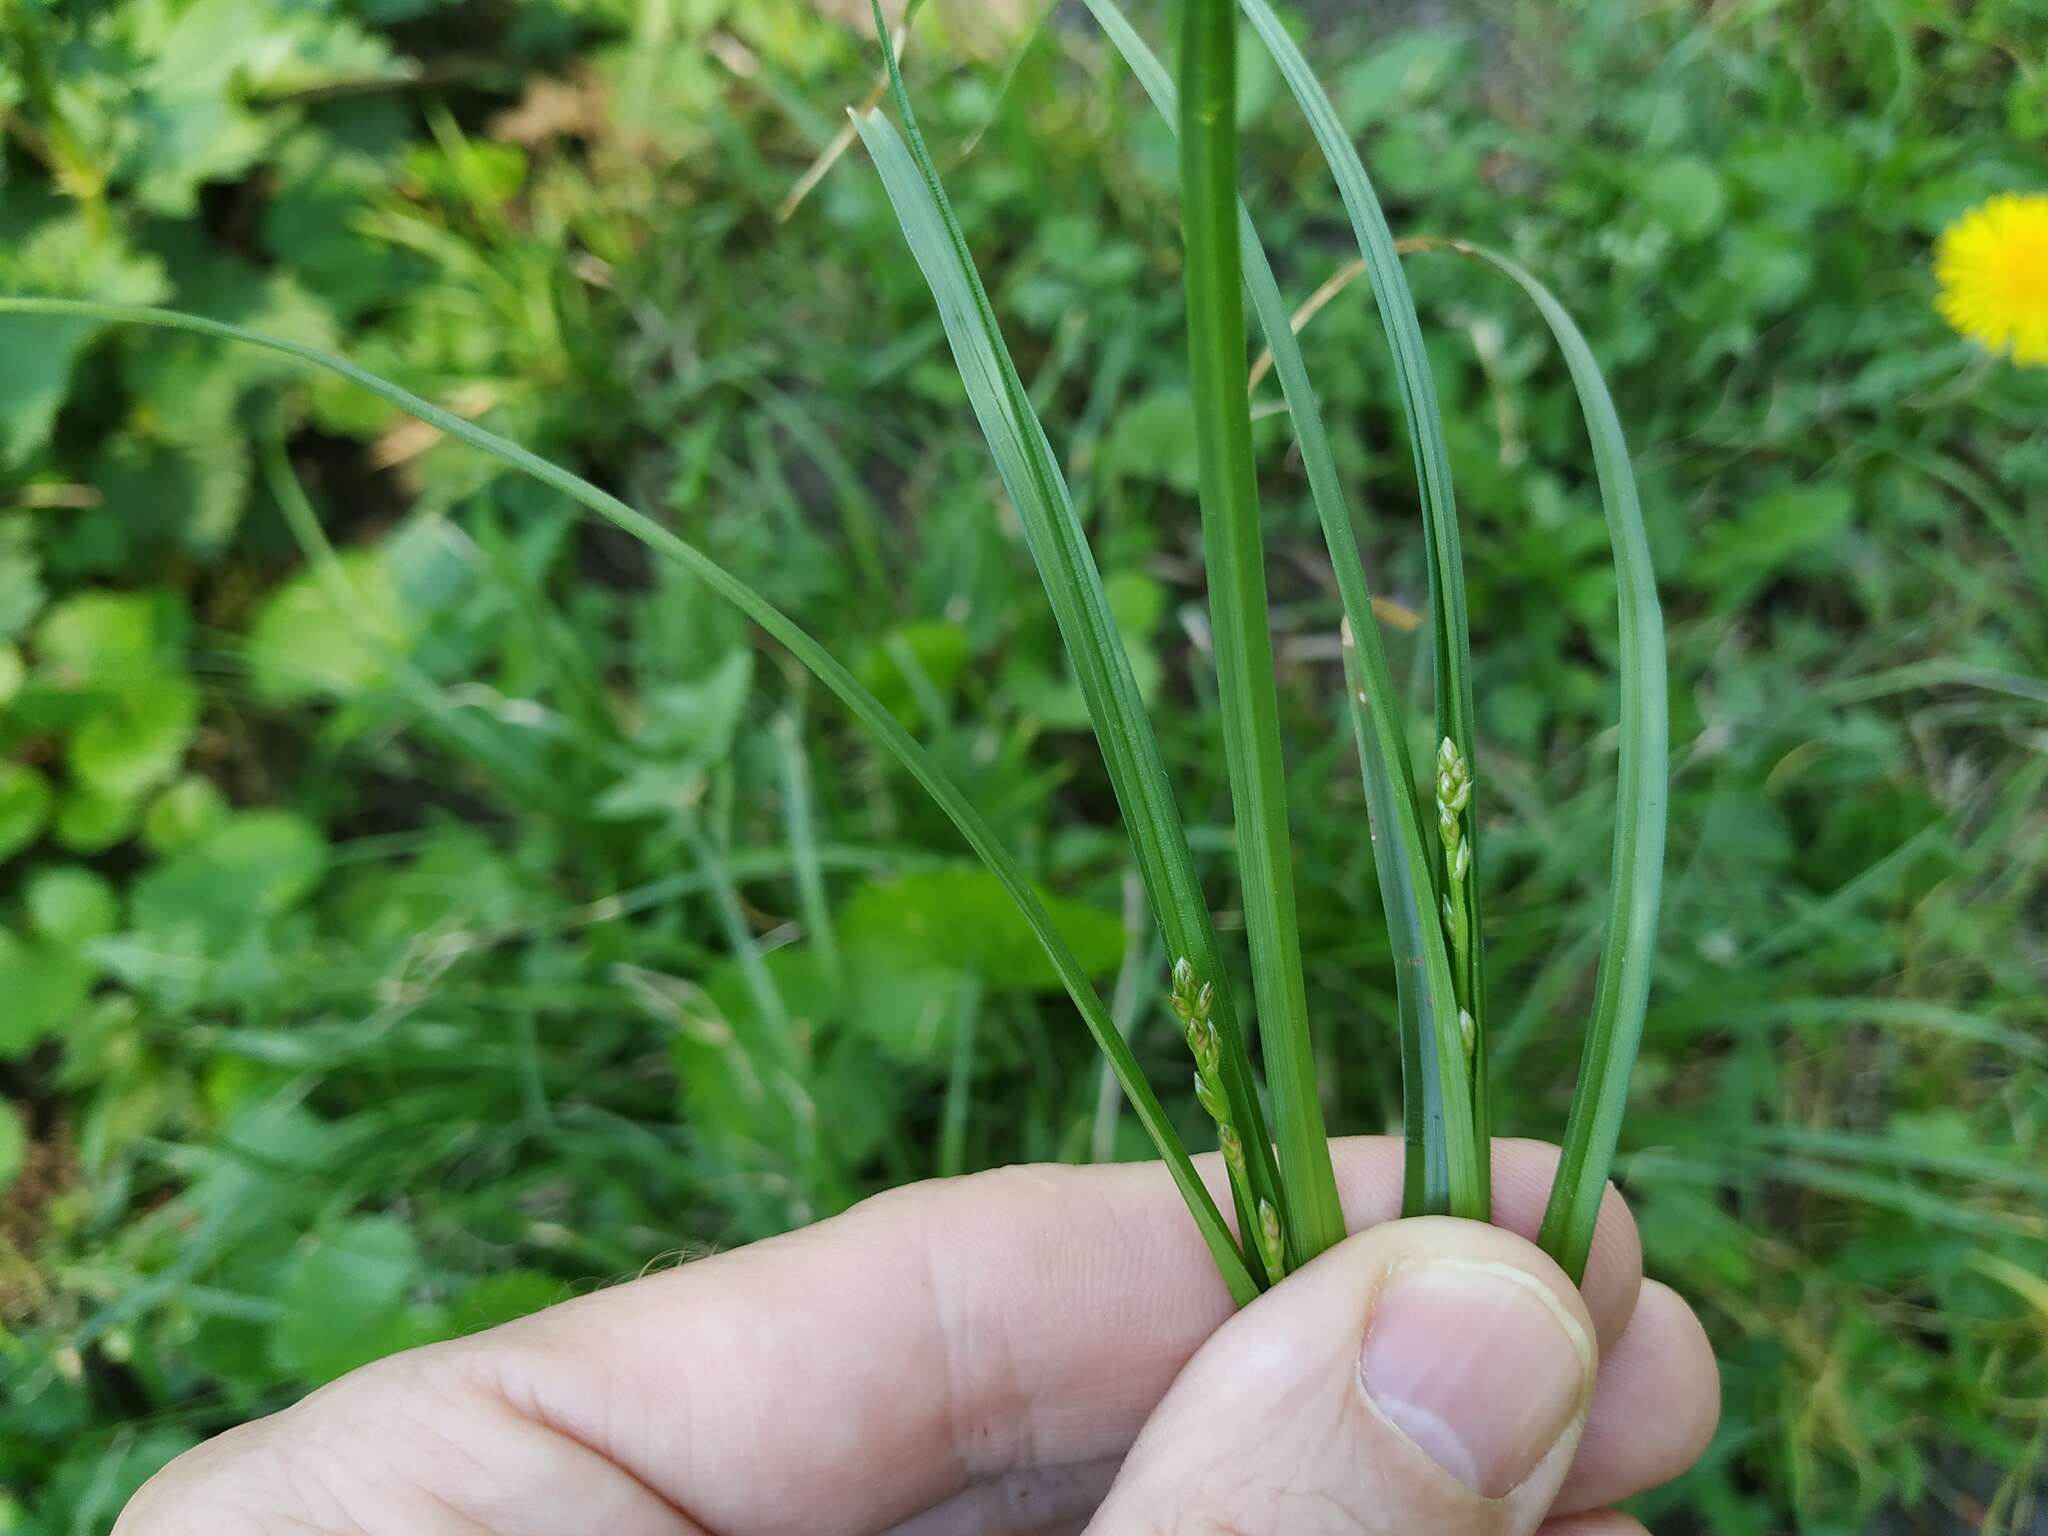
xmin=2 ymin=0 xmax=2044 ymax=1531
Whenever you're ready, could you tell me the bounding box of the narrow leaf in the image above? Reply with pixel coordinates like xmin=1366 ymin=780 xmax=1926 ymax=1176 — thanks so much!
xmin=1080 ymin=0 xmax=1467 ymax=1234
xmin=0 ymin=294 xmax=1263 ymax=1306
xmin=855 ymin=11 xmax=1283 ymax=1276
xmin=1237 ymin=0 xmax=1489 ymax=1216
xmin=1407 ymin=243 xmax=1668 ymax=1280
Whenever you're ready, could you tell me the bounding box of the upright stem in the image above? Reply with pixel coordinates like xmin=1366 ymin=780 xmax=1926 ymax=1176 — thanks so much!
xmin=1178 ymin=0 xmax=1344 ymax=1264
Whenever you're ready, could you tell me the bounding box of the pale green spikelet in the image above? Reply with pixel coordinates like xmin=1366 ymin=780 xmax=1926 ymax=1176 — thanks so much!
xmin=1171 ymin=955 xmax=1221 ymax=1076
xmin=1174 ymin=955 xmax=1259 ymax=1249
xmin=1434 ymin=737 xmax=1476 ymax=1017
xmin=1255 ymin=1198 xmax=1287 ymax=1284
xmin=1217 ymin=1120 xmax=1246 ymax=1181
xmin=1436 ymin=737 xmax=1472 ymax=849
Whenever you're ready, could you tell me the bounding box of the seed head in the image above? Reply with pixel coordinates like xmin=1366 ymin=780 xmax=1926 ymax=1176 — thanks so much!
xmin=1217 ymin=1120 xmax=1244 ymax=1175
xmin=1169 ymin=957 xmax=1212 ymax=1027
xmin=1255 ymin=1198 xmax=1286 ymax=1284
xmin=1435 ymin=736 xmax=1472 ymax=816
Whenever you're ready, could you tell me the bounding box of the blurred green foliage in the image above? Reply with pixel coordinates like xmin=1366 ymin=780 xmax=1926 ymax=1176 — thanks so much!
xmin=1 ymin=0 xmax=2044 ymax=1531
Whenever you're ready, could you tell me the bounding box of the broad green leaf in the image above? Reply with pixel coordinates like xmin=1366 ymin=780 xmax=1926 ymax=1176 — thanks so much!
xmin=69 ymin=677 xmax=199 ymax=801
xmin=0 ymin=315 xmax=97 ymax=470
xmin=1105 ymin=389 xmax=1202 ymax=492
xmin=25 ymin=867 xmax=120 ymax=947
xmin=1726 ymin=132 xmax=1859 ymax=220
xmin=840 ymin=867 xmax=1125 ymax=991
xmin=817 ymin=1034 xmax=905 ymax=1172
xmin=0 ymin=929 xmax=93 ymax=1057
xmin=142 ymin=775 xmax=231 ymax=853
xmin=330 ymin=827 xmax=526 ymax=961
xmin=261 ymin=444 xmax=563 ymax=810
xmin=1336 ymin=30 xmax=1468 ymax=127
xmin=846 ymin=952 xmax=963 ymax=1065
xmin=202 ymin=812 xmax=330 ymax=914
xmin=1722 ymin=226 xmax=1814 ymax=315
xmin=182 ymin=1104 xmax=343 ymax=1239
xmin=1644 ymin=156 xmax=1728 ymax=241
xmin=0 ymin=212 xmax=170 ymax=467
xmin=0 ymin=763 xmax=53 ymax=865
xmin=1104 ymin=571 xmax=1166 ymax=636
xmin=129 ymin=810 xmax=329 ymax=969
xmin=247 ymin=551 xmax=405 ymax=700
xmin=1009 ymin=576 xmax=1167 ymax=730
xmin=276 ymin=1215 xmax=429 ymax=1346
xmin=55 ymin=785 xmax=138 ymax=853
xmin=87 ymin=435 xmax=253 ymax=562
xmin=271 ymin=1216 xmax=445 ymax=1384
xmin=36 ymin=591 xmax=164 ymax=680
xmin=1699 ymin=484 xmax=1855 ymax=587
xmin=118 ymin=0 xmax=398 ymax=216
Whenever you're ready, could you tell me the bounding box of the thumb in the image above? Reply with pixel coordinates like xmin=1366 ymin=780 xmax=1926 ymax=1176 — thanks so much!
xmin=1086 ymin=1216 xmax=1598 ymax=1536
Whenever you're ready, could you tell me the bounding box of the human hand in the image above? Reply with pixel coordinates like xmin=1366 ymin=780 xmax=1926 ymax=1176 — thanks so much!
xmin=116 ymin=1137 xmax=1716 ymax=1536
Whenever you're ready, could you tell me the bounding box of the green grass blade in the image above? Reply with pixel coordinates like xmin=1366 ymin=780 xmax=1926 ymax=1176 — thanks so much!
xmin=1409 ymin=242 xmax=1669 ymax=1280
xmin=1238 ymin=0 xmax=1490 ymax=1215
xmin=1178 ymin=0 xmax=1345 ymax=1266
xmin=1341 ymin=627 xmax=1455 ymax=1209
xmin=1091 ymin=870 xmax=1160 ymax=1162
xmin=775 ymin=709 xmax=843 ymax=990
xmin=1079 ymin=0 xmax=1469 ymax=1226
xmin=938 ymin=975 xmax=983 ymax=1178
xmin=0 ymin=294 xmax=1262 ymax=1307
xmin=854 ymin=24 xmax=1284 ymax=1274
xmin=677 ymin=813 xmax=810 ymax=1170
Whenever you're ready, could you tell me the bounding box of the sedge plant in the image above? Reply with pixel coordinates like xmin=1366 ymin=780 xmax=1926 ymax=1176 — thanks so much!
xmin=0 ymin=0 xmax=1666 ymax=1301
xmin=851 ymin=0 xmax=1668 ymax=1287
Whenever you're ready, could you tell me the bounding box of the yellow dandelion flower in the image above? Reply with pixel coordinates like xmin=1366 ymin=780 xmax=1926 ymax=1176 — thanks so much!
xmin=1935 ymin=192 xmax=2048 ymax=367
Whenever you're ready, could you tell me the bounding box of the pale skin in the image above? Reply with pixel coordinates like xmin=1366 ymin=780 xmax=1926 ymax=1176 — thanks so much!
xmin=116 ymin=1137 xmax=1718 ymax=1536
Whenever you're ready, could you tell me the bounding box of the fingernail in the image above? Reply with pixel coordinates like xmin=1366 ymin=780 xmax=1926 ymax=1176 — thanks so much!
xmin=1360 ymin=1259 xmax=1593 ymax=1498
